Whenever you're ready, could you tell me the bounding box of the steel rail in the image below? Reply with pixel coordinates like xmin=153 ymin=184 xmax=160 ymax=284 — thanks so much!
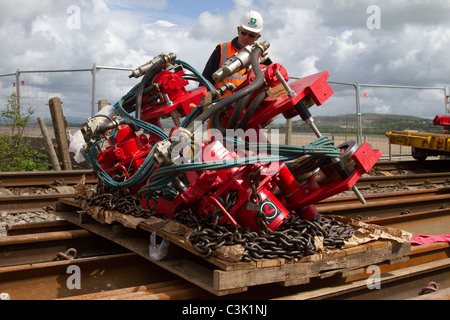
xmin=5 ymin=220 xmax=79 ymax=235
xmin=274 ymin=258 xmax=450 ymax=300
xmin=356 ymin=171 xmax=450 ymax=189
xmin=0 ymin=170 xmax=96 ymax=187
xmin=0 ymin=253 xmax=196 ymax=300
xmin=316 ymin=187 xmax=450 ymax=219
xmin=0 ymin=193 xmax=75 ymax=213
xmin=1 ymin=204 xmax=449 ymax=300
xmin=2 ymin=170 xmax=449 ymax=191
xmin=374 ymin=159 xmax=450 ymax=172
xmin=1 ymin=159 xmax=449 ymax=188
xmin=0 ymin=221 xmax=197 ymax=300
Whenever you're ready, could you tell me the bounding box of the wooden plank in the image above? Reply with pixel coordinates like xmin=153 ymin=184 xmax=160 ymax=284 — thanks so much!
xmin=48 ymin=97 xmax=72 ymax=170
xmin=138 ymin=217 xmax=246 ymax=271
xmin=55 ymin=199 xmax=411 ymax=296
xmin=212 ymin=241 xmax=410 ymax=292
xmin=65 ymin=278 xmax=210 ymax=300
xmin=61 ymin=279 xmax=188 ymax=300
xmin=57 ymin=198 xmax=254 ymax=272
xmin=277 ymin=257 xmax=450 ymax=300
xmin=55 ymin=210 xmax=242 ymax=295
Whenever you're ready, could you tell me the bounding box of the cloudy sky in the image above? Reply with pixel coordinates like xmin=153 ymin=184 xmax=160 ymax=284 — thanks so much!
xmin=1 ymin=0 xmax=450 ymax=120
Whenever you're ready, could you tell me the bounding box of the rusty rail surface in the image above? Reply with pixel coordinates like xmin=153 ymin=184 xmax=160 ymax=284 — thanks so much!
xmin=1 ymin=159 xmax=450 ymax=188
xmin=1 ymin=160 xmax=450 ymax=300
xmin=3 ymin=170 xmax=450 ymax=214
xmin=318 ymin=188 xmax=450 ymax=221
xmin=0 ymin=227 xmax=448 ymax=300
xmin=0 ymin=170 xmax=96 ymax=187
xmin=1 ymin=201 xmax=449 ymax=300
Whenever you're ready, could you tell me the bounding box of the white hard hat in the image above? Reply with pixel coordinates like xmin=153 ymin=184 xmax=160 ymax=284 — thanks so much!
xmin=240 ymin=11 xmax=263 ymax=33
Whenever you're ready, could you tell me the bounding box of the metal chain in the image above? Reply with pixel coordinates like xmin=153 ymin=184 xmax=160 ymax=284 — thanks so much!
xmin=87 ymin=183 xmax=158 ymax=219
xmin=247 ymin=167 xmax=269 ymax=233
xmin=172 ymin=200 xmax=355 ymax=262
xmin=55 ymin=248 xmax=78 ymax=260
xmin=87 ymin=184 xmax=355 ymax=262
xmin=418 ymin=281 xmax=439 ymax=295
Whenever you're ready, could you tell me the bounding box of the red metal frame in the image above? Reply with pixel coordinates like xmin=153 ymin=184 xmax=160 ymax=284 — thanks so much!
xmin=91 ymin=60 xmax=381 ymax=231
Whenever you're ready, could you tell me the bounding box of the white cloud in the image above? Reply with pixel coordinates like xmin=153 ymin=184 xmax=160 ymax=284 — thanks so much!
xmin=1 ymin=0 xmax=449 ymax=120
xmin=152 ymin=20 xmax=177 ymax=27
xmin=297 ymin=56 xmax=320 ymax=78
xmin=190 ymin=11 xmax=230 ymax=40
xmin=106 ymin=0 xmax=167 ymax=10
xmin=375 ymin=105 xmax=391 ymax=114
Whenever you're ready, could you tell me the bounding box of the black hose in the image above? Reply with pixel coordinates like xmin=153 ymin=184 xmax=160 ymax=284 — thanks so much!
xmin=236 ymin=90 xmax=266 ymax=130
xmin=227 ymin=93 xmax=251 ymax=130
xmin=122 ymin=84 xmax=157 ymax=112
xmin=185 ymin=45 xmax=266 ymax=132
xmin=183 ymin=74 xmax=213 ymax=90
xmin=135 ymin=53 xmax=176 ymax=119
xmin=211 ymin=108 xmax=227 ymax=135
xmin=135 ymin=68 xmax=160 ymax=119
xmin=289 ymin=155 xmax=328 ymax=176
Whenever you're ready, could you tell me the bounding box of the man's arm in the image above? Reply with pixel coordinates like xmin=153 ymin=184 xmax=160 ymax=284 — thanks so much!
xmin=201 ymin=45 xmax=221 ymax=85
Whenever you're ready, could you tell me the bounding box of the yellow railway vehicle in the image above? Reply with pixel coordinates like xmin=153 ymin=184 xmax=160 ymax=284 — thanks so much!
xmin=386 ymin=115 xmax=450 ymax=161
xmin=386 ymin=130 xmax=450 ymax=161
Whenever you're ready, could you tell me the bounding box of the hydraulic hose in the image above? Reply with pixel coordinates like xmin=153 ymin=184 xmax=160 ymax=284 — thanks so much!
xmin=140 ymin=135 xmax=340 ymax=200
xmin=175 ymin=59 xmax=216 ymax=93
xmin=236 ymin=90 xmax=266 ymax=130
xmin=227 ymin=93 xmax=252 ymax=130
xmin=185 ymin=43 xmax=267 ymax=132
xmin=211 ymin=107 xmax=227 ymax=135
xmin=122 ymin=84 xmax=157 ymax=112
xmin=135 ymin=53 xmax=176 ymax=119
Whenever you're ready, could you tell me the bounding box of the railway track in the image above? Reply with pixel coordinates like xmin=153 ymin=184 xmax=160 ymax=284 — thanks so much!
xmin=1 ymin=159 xmax=449 ymax=188
xmin=1 ymin=212 xmax=449 ymax=300
xmin=2 ymin=159 xmax=450 ymax=213
xmin=0 ymin=170 xmax=96 ymax=187
xmin=321 ymin=188 xmax=450 ymax=222
xmin=1 ymin=160 xmax=450 ymax=301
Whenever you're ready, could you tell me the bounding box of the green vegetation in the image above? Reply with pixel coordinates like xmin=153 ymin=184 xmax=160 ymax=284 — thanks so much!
xmin=0 ymin=93 xmax=50 ymax=171
xmin=268 ymin=113 xmax=440 ymax=135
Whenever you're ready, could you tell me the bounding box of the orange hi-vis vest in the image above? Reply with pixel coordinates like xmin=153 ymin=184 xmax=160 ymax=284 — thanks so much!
xmin=215 ymin=41 xmax=247 ymax=92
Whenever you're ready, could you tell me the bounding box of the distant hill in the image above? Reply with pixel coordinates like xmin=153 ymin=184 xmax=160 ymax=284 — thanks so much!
xmin=268 ymin=113 xmax=441 ymax=135
xmin=62 ymin=113 xmax=442 ymax=136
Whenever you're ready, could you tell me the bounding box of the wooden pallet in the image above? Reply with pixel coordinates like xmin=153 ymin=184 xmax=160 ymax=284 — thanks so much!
xmin=55 ymin=198 xmax=411 ymax=296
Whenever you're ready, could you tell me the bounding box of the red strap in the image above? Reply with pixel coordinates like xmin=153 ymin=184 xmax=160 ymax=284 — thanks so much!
xmin=410 ymin=234 xmax=450 ymax=245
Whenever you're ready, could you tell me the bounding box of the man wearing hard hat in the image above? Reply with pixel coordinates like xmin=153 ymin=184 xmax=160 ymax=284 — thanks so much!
xmin=202 ymin=11 xmax=263 ymax=94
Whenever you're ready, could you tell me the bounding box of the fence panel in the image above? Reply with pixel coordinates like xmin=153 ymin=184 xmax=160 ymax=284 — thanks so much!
xmin=284 ymin=77 xmax=446 ymax=160
xmin=0 ymin=67 xmax=447 ymax=162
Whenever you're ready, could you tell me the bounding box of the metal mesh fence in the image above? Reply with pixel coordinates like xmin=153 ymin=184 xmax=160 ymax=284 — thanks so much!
xmin=0 ymin=67 xmax=138 ymax=120
xmin=0 ymin=66 xmax=447 ymax=160
xmin=284 ymin=79 xmax=447 ymax=160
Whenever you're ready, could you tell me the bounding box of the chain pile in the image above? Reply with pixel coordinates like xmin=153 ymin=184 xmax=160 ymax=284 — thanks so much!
xmin=87 ymin=184 xmax=157 ymax=219
xmin=172 ymin=209 xmax=355 ymax=262
xmin=87 ymin=185 xmax=355 ymax=262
